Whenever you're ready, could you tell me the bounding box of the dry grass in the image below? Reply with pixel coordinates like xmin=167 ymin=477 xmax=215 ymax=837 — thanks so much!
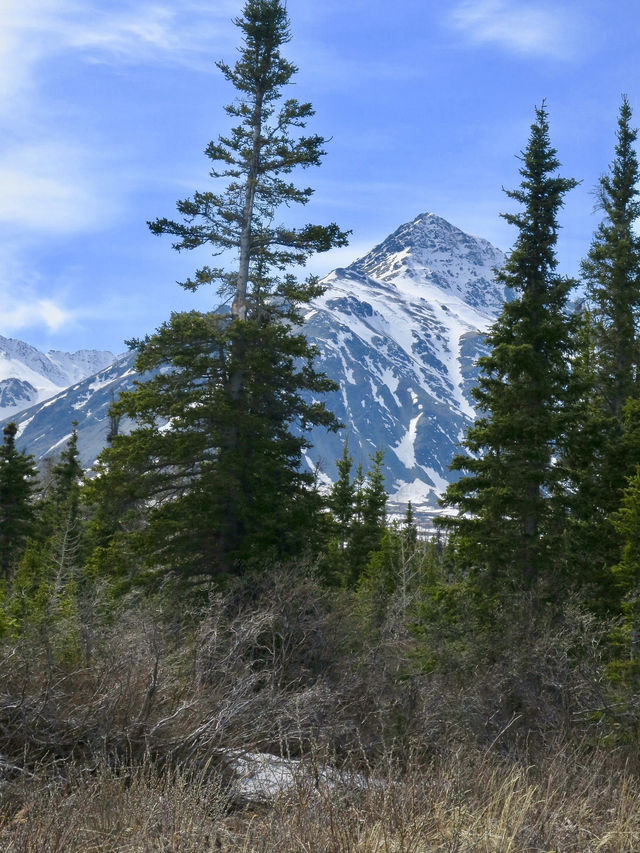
xmin=1 ymin=745 xmax=640 ymax=852
xmin=232 ymin=745 xmax=640 ymax=853
xmin=0 ymin=764 xmax=228 ymax=852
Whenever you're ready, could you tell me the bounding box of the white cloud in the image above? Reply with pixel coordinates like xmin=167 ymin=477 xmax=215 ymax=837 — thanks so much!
xmin=2 ymin=299 xmax=71 ymax=334
xmin=55 ymin=2 xmax=238 ymax=68
xmin=0 ymin=244 xmax=75 ymax=333
xmin=0 ymin=0 xmax=236 ymax=238
xmin=0 ymin=0 xmax=237 ymax=111
xmin=0 ymin=0 xmax=242 ymax=233
xmin=0 ymin=142 xmax=120 ymax=233
xmin=448 ymin=0 xmax=584 ymax=59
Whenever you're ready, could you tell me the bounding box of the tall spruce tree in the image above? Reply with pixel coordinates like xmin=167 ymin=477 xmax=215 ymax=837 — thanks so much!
xmin=329 ymin=440 xmax=356 ymax=544
xmin=10 ymin=427 xmax=86 ymax=634
xmin=90 ymin=0 xmax=347 ymax=583
xmin=583 ymin=97 xmax=640 ymax=420
xmin=0 ymin=423 xmax=38 ymax=581
xmin=320 ymin=447 xmax=388 ymax=587
xmin=564 ymin=97 xmax=640 ymax=597
xmin=320 ymin=440 xmax=356 ymax=583
xmin=439 ymin=104 xmax=577 ymax=597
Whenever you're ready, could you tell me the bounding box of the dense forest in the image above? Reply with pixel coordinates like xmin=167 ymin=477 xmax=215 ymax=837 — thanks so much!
xmin=2 ymin=1 xmax=640 ymax=849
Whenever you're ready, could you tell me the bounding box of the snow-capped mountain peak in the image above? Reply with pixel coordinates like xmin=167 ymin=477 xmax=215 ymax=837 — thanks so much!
xmin=0 ymin=335 xmax=117 ymax=422
xmin=350 ymin=212 xmax=508 ymax=315
xmin=300 ymin=212 xmax=507 ymax=507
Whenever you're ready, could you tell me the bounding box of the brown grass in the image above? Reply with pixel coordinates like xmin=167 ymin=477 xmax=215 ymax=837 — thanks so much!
xmin=1 ymin=744 xmax=639 ymax=852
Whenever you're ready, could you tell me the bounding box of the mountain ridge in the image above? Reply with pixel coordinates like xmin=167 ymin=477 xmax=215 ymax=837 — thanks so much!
xmin=300 ymin=212 xmax=506 ymax=504
xmin=0 ymin=335 xmax=118 ymax=422
xmin=2 ymin=212 xmax=506 ymax=506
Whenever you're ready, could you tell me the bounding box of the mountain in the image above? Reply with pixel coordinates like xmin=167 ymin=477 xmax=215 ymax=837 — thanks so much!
xmin=302 ymin=212 xmax=507 ymax=506
xmin=5 ymin=351 xmax=139 ymax=468
xmin=0 ymin=336 xmax=117 ymax=422
xmin=3 ymin=213 xmax=507 ymax=505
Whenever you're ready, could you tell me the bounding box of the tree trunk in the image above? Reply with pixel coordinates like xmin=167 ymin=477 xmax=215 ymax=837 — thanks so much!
xmin=234 ymin=89 xmax=265 ymax=325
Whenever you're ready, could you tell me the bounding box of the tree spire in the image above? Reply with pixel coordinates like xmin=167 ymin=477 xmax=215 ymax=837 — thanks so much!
xmin=439 ymin=103 xmax=577 ymax=595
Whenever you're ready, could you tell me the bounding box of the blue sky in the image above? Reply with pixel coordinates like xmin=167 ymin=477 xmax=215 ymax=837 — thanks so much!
xmin=1 ymin=0 xmax=639 ymax=354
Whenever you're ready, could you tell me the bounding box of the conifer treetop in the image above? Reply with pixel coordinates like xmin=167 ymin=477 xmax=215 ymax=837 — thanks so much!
xmin=499 ymin=102 xmax=579 ymax=294
xmin=147 ymin=0 xmax=348 ymax=319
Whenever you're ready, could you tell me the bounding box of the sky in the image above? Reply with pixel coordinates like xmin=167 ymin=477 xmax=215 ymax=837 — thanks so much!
xmin=1 ymin=0 xmax=639 ymax=354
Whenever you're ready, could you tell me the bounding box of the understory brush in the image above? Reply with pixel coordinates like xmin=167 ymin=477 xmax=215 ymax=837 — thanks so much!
xmin=0 ymin=567 xmax=638 ymax=850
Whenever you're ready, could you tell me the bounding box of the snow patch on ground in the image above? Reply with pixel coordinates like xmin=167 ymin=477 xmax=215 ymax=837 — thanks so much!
xmin=425 ymin=466 xmax=450 ymax=494
xmin=47 ymin=433 xmax=73 ymax=454
xmin=87 ymin=375 xmax=117 ymax=394
xmin=225 ymin=751 xmax=369 ymax=803
xmin=377 ymin=366 xmax=400 ymax=405
xmin=15 ymin=417 xmax=34 ymax=439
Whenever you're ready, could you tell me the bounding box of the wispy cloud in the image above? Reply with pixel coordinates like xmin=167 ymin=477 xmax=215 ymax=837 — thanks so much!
xmin=0 ymin=142 xmax=121 ymax=233
xmin=447 ymin=0 xmax=585 ymax=59
xmin=0 ymin=0 xmax=237 ymax=116
xmin=0 ymin=246 xmax=74 ymax=333
xmin=2 ymin=299 xmax=71 ymax=334
xmin=0 ymin=0 xmax=236 ymax=238
xmin=54 ymin=2 xmax=238 ymax=69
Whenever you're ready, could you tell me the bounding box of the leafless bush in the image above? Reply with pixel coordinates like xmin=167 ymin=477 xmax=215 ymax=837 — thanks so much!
xmin=0 ymin=563 xmax=632 ymax=852
xmin=0 ymin=563 xmax=637 ymax=853
xmin=0 ymin=568 xmax=363 ymax=777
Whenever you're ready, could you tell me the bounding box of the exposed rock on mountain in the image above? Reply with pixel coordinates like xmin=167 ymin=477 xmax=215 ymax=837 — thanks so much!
xmin=7 ymin=352 xmax=138 ymax=468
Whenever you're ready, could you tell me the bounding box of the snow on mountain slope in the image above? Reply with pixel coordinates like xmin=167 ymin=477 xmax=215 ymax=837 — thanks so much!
xmin=0 ymin=335 xmax=117 ymax=421
xmin=5 ymin=213 xmax=507 ymax=507
xmin=301 ymin=212 xmax=507 ymax=506
xmin=10 ymin=352 xmax=139 ymax=468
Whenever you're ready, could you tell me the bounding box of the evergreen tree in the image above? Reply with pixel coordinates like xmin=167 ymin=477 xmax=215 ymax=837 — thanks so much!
xmin=583 ymin=96 xmax=640 ymax=420
xmin=402 ymin=501 xmax=418 ymax=549
xmin=51 ymin=423 xmax=83 ymax=514
xmin=320 ymin=439 xmax=356 ymax=584
xmin=45 ymin=424 xmax=85 ymax=579
xmin=362 ymin=449 xmax=387 ymax=541
xmin=320 ymin=447 xmax=389 ymax=588
xmin=90 ymin=0 xmax=348 ymax=583
xmin=610 ymin=464 xmax=640 ymax=674
xmin=9 ymin=425 xmax=86 ymax=635
xmin=348 ymin=450 xmax=387 ymax=584
xmin=0 ymin=423 xmax=38 ymax=581
xmin=329 ymin=439 xmax=356 ymax=546
xmin=37 ymin=422 xmax=84 ymax=541
xmin=564 ymin=97 xmax=640 ymax=596
xmin=439 ymin=104 xmax=577 ymax=597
